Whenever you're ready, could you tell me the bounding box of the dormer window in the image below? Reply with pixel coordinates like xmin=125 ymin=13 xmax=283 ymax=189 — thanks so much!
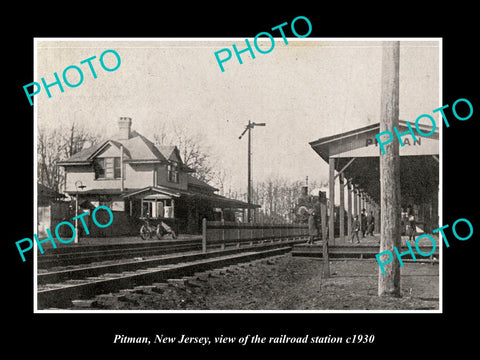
xmin=94 ymin=157 xmax=121 ymax=179
xmin=167 ymin=162 xmax=179 ymax=183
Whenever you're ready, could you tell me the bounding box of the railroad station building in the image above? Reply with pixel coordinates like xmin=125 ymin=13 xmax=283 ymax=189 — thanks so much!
xmin=309 ymin=120 xmax=439 ymax=244
xmin=57 ymin=117 xmax=257 ymax=236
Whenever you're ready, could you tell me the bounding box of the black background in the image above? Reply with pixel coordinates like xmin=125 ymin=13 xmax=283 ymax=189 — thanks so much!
xmin=5 ymin=4 xmax=478 ymax=356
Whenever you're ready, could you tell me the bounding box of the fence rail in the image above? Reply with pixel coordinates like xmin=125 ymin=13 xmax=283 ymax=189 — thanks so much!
xmin=201 ymin=219 xmax=309 ymax=252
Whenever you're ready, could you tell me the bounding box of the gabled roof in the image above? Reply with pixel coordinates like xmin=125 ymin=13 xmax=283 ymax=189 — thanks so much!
xmin=156 ymin=145 xmax=178 ymax=161
xmin=121 ymin=186 xmax=182 ymax=198
xmin=57 ymin=129 xmax=192 ymax=168
xmin=58 ymin=142 xmax=104 ymax=164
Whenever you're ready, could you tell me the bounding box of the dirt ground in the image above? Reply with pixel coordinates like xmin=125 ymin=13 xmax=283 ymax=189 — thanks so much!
xmin=82 ymin=255 xmax=439 ymax=311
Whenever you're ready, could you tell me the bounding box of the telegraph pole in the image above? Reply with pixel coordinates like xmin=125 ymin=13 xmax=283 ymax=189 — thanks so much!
xmin=378 ymin=41 xmax=401 ymax=297
xmin=239 ymin=121 xmax=266 ymax=223
xmin=248 ymin=121 xmax=252 ymax=221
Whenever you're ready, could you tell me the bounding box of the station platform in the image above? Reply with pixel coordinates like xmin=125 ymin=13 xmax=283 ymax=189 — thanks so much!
xmin=292 ymin=233 xmax=439 ymax=259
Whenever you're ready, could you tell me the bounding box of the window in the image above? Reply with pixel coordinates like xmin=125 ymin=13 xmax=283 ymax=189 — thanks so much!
xmin=94 ymin=157 xmax=121 ymax=179
xmin=167 ymin=162 xmax=179 ymax=183
xmin=94 ymin=158 xmax=105 ymax=179
xmin=142 ymin=199 xmax=174 ymax=218
xmin=114 ymin=157 xmax=121 ymax=179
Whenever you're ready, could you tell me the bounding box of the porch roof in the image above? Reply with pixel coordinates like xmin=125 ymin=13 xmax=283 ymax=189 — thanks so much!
xmin=122 ymin=186 xmax=259 ymax=209
xmin=69 ymin=186 xmax=259 ymax=210
xmin=121 ymin=186 xmax=182 ymax=198
xmin=187 ymin=192 xmax=260 ymax=209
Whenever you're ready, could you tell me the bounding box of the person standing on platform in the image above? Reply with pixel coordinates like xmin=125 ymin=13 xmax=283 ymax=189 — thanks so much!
xmin=351 ymin=215 xmax=360 ymax=244
xmin=407 ymin=205 xmax=416 ymax=242
xmin=360 ymin=208 xmax=367 ymax=238
xmin=307 ymin=209 xmax=318 ymax=245
xmin=367 ymin=210 xmax=375 ymax=236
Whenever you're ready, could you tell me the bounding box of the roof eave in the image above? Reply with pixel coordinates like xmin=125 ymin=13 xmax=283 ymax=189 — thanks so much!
xmin=57 ymin=161 xmax=92 ymax=166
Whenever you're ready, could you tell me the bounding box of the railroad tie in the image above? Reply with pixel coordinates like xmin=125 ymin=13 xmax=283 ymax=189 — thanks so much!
xmin=151 ymin=282 xmax=169 ymax=293
xmin=132 ymin=285 xmax=157 ymax=294
xmin=193 ymin=273 xmax=210 ymax=282
xmin=71 ymin=299 xmax=95 ymax=308
xmin=167 ymin=278 xmax=187 ymax=288
xmin=182 ymin=276 xmax=204 ymax=288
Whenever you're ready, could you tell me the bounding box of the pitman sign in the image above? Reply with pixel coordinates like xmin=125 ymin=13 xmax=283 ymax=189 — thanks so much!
xmin=328 ymin=122 xmax=439 ymax=159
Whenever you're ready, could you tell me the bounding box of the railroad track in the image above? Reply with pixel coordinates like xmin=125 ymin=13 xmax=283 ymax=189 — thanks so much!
xmin=37 ymin=238 xmax=306 ymax=309
xmin=38 ymin=238 xmax=202 ymax=268
xmin=292 ymin=243 xmax=439 ymax=260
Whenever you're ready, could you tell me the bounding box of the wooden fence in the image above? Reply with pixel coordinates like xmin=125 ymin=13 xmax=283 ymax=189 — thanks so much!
xmin=201 ymin=219 xmax=309 ymax=253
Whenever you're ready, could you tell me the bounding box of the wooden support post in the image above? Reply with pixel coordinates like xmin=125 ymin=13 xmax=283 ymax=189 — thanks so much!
xmin=261 ymin=222 xmax=265 ymax=243
xmin=237 ymin=225 xmax=241 ymax=248
xmin=202 ymin=218 xmax=207 ymax=254
xmin=375 ymin=203 xmax=380 ymax=235
xmin=359 ymin=191 xmax=363 ymax=216
xmin=353 ymin=187 xmax=358 ymax=218
xmin=339 ymin=172 xmax=345 ymax=243
xmin=249 ymin=224 xmax=253 ymax=246
xmin=221 ymin=218 xmax=225 ymax=250
xmin=320 ymin=196 xmax=329 ymax=278
xmin=120 ymin=144 xmax=124 ymax=192
xmin=329 ymin=157 xmax=335 ymax=245
xmin=347 ymin=180 xmax=352 ymax=239
xmin=378 ymin=41 xmax=401 ymax=297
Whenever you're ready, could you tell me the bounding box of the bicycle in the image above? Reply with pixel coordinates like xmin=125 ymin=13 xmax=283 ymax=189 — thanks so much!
xmin=139 ymin=217 xmax=177 ymax=240
xmin=158 ymin=220 xmax=177 ymax=239
xmin=139 ymin=217 xmax=158 ymax=240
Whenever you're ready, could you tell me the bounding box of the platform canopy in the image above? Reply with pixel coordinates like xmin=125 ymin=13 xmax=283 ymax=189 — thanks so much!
xmin=309 ymin=120 xmax=439 ymax=234
xmin=310 ymin=120 xmax=439 ymax=203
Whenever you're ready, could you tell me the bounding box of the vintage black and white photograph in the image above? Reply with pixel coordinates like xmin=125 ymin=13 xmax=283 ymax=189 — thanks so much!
xmin=34 ymin=38 xmax=440 ymax=312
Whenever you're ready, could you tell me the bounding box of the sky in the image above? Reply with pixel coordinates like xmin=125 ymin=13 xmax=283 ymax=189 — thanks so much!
xmin=36 ymin=38 xmax=440 ymax=195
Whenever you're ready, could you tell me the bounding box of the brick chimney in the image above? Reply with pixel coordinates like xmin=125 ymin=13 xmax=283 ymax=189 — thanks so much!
xmin=118 ymin=117 xmax=132 ymax=140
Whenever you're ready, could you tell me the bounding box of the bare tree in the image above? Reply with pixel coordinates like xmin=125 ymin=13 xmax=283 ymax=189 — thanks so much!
xmin=61 ymin=122 xmax=100 ymax=159
xmin=211 ymin=169 xmax=228 ymax=196
xmin=38 ymin=127 xmax=64 ymax=193
xmin=37 ymin=123 xmax=102 ymax=193
xmin=154 ymin=124 xmax=216 ymax=183
xmin=251 ymin=177 xmax=318 ymax=223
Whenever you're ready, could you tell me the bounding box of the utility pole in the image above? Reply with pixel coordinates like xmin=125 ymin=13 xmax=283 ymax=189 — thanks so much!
xmin=239 ymin=120 xmax=266 ymax=223
xmin=378 ymin=41 xmax=401 ymax=297
xmin=320 ymin=191 xmax=329 ymax=278
xmin=74 ymin=180 xmax=86 ymax=244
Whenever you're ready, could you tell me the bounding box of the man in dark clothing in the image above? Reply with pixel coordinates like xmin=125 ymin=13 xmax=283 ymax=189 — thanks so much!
xmin=307 ymin=210 xmax=318 ymax=245
xmin=351 ymin=215 xmax=360 ymax=243
xmin=407 ymin=206 xmax=416 ymax=242
xmin=367 ymin=211 xmax=375 ymax=236
xmin=360 ymin=209 xmax=367 ymax=238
